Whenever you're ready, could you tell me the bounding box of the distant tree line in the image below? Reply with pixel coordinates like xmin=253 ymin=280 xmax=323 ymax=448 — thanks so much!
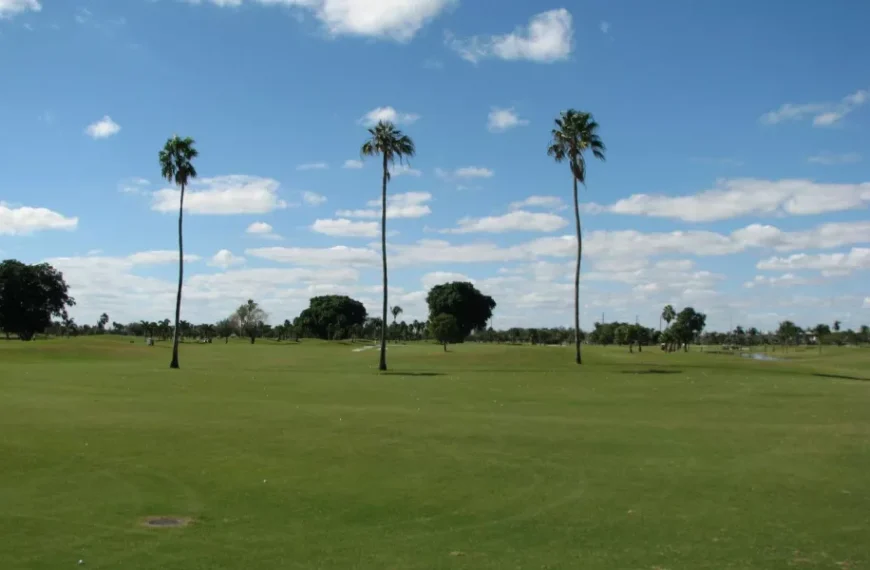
xmin=4 ymin=259 xmax=870 ymax=352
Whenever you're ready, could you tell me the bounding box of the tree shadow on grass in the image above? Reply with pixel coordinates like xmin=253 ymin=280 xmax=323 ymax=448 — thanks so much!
xmin=813 ymin=373 xmax=869 ymax=382
xmin=621 ymin=369 xmax=683 ymax=375
xmin=381 ymin=372 xmax=446 ymax=377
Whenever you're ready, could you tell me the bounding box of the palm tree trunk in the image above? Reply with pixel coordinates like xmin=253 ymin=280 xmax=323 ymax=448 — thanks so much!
xmin=169 ymin=183 xmax=184 ymax=369
xmin=379 ymin=154 xmax=389 ymax=371
xmin=573 ymin=175 xmax=582 ymax=365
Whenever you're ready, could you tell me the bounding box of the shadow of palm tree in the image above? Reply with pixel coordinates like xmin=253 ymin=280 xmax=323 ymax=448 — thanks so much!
xmin=381 ymin=372 xmax=446 ymax=377
xmin=813 ymin=373 xmax=869 ymax=382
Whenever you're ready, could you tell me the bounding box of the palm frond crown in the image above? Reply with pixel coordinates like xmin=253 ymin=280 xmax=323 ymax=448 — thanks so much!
xmin=159 ymin=135 xmax=199 ymax=187
xmin=547 ymin=110 xmax=606 ymax=183
xmin=360 ymin=121 xmax=416 ymax=180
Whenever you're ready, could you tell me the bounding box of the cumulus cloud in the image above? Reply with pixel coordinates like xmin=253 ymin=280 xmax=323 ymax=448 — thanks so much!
xmin=84 ymin=115 xmax=121 ymax=139
xmin=151 ymin=175 xmax=288 ymax=215
xmin=509 ymin=196 xmax=565 ymax=211
xmin=336 ymin=191 xmax=432 ymax=219
xmin=127 ymin=250 xmax=200 ymax=264
xmin=420 ymin=271 xmax=473 ymax=290
xmin=0 ymin=202 xmax=78 ymax=235
xmin=296 ymin=162 xmax=328 ymax=171
xmin=447 ymin=9 xmax=573 ymax=64
xmin=435 ymin=166 xmax=494 ymax=182
xmin=246 ymin=245 xmax=379 ymax=267
xmin=343 ymin=159 xmax=364 ymax=169
xmin=209 ymin=249 xmax=246 ymax=269
xmin=592 ymin=178 xmax=870 ymax=222
xmin=760 ymin=88 xmax=868 ymax=127
xmin=359 ymin=106 xmax=420 ymax=126
xmin=744 ymin=274 xmax=812 ymax=289
xmin=311 ymin=218 xmax=379 ymax=238
xmin=246 ymin=221 xmax=282 ymax=240
xmin=187 ymin=0 xmax=454 ymax=41
xmin=390 ymin=164 xmax=422 ymax=177
xmin=118 ymin=177 xmax=150 ymax=195
xmin=0 ymin=0 xmax=41 ymax=19
xmin=487 ymin=107 xmax=529 ymax=132
xmin=756 ymin=248 xmax=870 ymax=276
xmin=302 ymin=191 xmax=328 ymax=206
xmin=807 ymin=152 xmax=862 ymax=165
xmin=440 ymin=211 xmax=567 ymax=234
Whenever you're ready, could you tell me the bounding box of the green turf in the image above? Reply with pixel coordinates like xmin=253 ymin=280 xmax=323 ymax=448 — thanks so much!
xmin=1 ymin=337 xmax=868 ymax=569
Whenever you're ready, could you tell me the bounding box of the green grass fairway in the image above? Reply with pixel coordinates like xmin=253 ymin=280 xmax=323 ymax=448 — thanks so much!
xmin=2 ymin=338 xmax=869 ymax=569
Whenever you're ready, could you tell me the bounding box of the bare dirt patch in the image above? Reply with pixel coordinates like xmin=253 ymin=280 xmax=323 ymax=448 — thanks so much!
xmin=140 ymin=516 xmax=194 ymax=528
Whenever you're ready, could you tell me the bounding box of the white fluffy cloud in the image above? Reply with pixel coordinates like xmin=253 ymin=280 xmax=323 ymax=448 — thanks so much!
xmin=336 ymin=191 xmax=432 ymax=219
xmin=0 ymin=202 xmax=78 ymax=235
xmin=0 ymin=0 xmax=41 ymax=18
xmin=118 ymin=178 xmax=150 ymax=195
xmin=296 ymin=162 xmax=328 ymax=171
xmin=594 ymin=178 xmax=870 ymax=222
xmin=760 ymin=88 xmax=868 ymax=127
xmin=246 ymin=221 xmax=282 ymax=240
xmin=127 ymin=250 xmax=200 ymax=264
xmin=447 ymin=9 xmax=573 ymax=64
xmin=343 ymin=159 xmax=364 ymax=169
xmin=246 ymin=245 xmax=379 ymax=266
xmin=302 ymin=191 xmax=328 ymax=206
xmin=744 ymin=274 xmax=812 ymax=289
xmin=209 ymin=249 xmax=246 ymax=269
xmin=441 ymin=211 xmax=567 ymax=234
xmin=151 ymin=175 xmax=288 ymax=215
xmin=84 ymin=116 xmax=121 ymax=139
xmin=757 ymin=248 xmax=870 ymax=276
xmin=187 ymin=0 xmax=454 ymax=41
xmin=509 ymin=196 xmax=565 ymax=211
xmin=311 ymin=218 xmax=379 ymax=238
xmin=359 ymin=106 xmax=420 ymax=126
xmin=435 ymin=166 xmax=494 ymax=181
xmin=390 ymin=164 xmax=422 ymax=177
xmin=420 ymin=271 xmax=473 ymax=290
xmin=487 ymin=107 xmax=529 ymax=132
xmin=807 ymin=152 xmax=861 ymax=165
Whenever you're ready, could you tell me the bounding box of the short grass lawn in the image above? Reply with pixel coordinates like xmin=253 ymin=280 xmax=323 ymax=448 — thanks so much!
xmin=1 ymin=337 xmax=868 ymax=569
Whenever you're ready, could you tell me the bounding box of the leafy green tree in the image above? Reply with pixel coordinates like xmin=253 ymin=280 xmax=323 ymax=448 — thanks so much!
xmin=833 ymin=320 xmax=841 ymax=332
xmin=426 ymin=282 xmax=496 ymax=341
xmin=232 ymin=299 xmax=268 ymax=344
xmin=159 ymin=135 xmax=198 ymax=369
xmin=429 ymin=313 xmax=461 ymax=352
xmin=216 ymin=318 xmax=234 ymax=343
xmin=0 ymin=260 xmax=75 ymax=341
xmin=673 ymin=307 xmax=706 ymax=351
xmin=548 ymin=109 xmax=606 ymax=365
xmin=98 ymin=313 xmax=109 ymax=333
xmin=296 ymin=296 xmax=367 ymax=340
xmin=361 ymin=120 xmax=415 ymax=371
xmin=777 ymin=320 xmax=800 ymax=350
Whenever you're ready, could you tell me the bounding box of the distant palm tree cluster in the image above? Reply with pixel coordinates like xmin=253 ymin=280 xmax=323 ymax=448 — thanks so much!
xmin=159 ymin=110 xmax=607 ymax=371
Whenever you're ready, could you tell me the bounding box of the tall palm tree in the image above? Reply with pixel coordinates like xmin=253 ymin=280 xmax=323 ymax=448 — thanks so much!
xmin=391 ymin=305 xmax=403 ymax=324
xmin=548 ymin=110 xmax=606 ymax=365
xmin=361 ymin=121 xmax=415 ymax=371
xmin=662 ymin=305 xmax=676 ymax=330
xmin=159 ymin=135 xmax=198 ymax=369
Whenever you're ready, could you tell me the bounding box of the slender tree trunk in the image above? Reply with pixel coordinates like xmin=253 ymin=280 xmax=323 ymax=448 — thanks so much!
xmin=443 ymin=342 xmax=447 ymax=352
xmin=573 ymin=175 xmax=582 ymax=365
xmin=170 ymin=183 xmax=185 ymax=369
xmin=379 ymin=154 xmax=389 ymax=371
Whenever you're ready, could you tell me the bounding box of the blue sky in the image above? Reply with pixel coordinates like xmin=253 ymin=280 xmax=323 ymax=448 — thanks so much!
xmin=1 ymin=0 xmax=868 ymax=331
